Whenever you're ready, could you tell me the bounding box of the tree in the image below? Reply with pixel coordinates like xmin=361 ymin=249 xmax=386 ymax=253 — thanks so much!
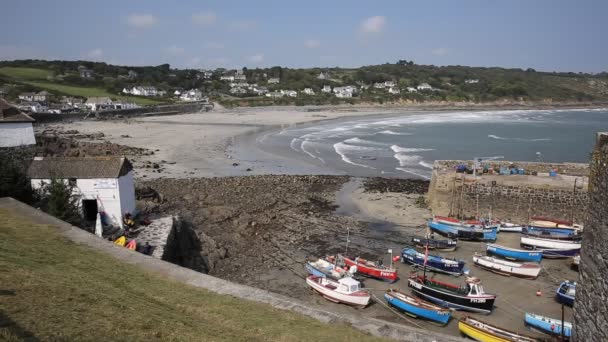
xmin=37 ymin=179 xmax=81 ymax=225
xmin=0 ymin=151 xmax=35 ymax=204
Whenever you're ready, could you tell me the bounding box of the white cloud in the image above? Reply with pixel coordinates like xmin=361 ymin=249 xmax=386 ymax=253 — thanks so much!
xmin=432 ymin=47 xmax=449 ymax=56
xmin=165 ymin=45 xmax=185 ymax=55
xmin=248 ymin=54 xmax=264 ymax=64
xmin=304 ymin=39 xmax=320 ymax=49
xmin=230 ymin=20 xmax=257 ymax=30
xmin=360 ymin=16 xmax=386 ymax=34
xmin=192 ymin=11 xmax=217 ymax=25
xmin=204 ymin=42 xmax=225 ymax=49
xmin=127 ymin=14 xmax=158 ymax=29
xmin=87 ymin=48 xmax=103 ymax=60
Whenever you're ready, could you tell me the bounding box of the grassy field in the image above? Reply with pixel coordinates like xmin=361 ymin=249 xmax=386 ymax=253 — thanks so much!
xmin=0 ymin=209 xmax=382 ymax=342
xmin=0 ymin=67 xmax=51 ymax=80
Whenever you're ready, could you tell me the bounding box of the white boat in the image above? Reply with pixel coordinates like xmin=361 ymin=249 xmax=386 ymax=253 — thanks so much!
xmin=520 ymin=236 xmax=582 ymax=250
xmin=306 ymin=276 xmax=370 ymax=307
xmin=498 ymin=221 xmax=523 ymax=232
xmin=530 ymin=219 xmax=583 ymax=231
xmin=472 ymin=254 xmax=541 ymax=279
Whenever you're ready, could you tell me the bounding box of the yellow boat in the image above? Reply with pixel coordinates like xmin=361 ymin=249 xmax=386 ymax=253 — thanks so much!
xmin=114 ymin=236 xmax=126 ymax=246
xmin=458 ymin=316 xmax=541 ymax=342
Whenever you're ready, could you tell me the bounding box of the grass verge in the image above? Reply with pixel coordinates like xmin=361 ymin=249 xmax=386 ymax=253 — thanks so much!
xmin=0 ymin=67 xmax=51 ymax=80
xmin=0 ymin=209 xmax=382 ymax=342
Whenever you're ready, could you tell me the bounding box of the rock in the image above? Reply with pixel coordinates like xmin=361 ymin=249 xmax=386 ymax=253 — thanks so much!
xmin=246 ymin=168 xmax=252 ymax=172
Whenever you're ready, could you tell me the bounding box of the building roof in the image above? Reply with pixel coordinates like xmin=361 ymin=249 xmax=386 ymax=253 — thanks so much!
xmin=0 ymin=98 xmax=35 ymax=123
xmin=85 ymin=97 xmax=112 ymax=104
xmin=27 ymin=157 xmax=133 ymax=179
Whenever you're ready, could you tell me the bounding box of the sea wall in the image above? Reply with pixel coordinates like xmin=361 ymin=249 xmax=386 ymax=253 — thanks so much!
xmin=574 ymin=132 xmax=608 ymax=341
xmin=427 ymin=160 xmax=589 ymax=222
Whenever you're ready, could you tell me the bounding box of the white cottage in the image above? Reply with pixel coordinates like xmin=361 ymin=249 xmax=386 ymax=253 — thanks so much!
xmin=27 ymin=157 xmax=136 ymax=228
xmin=0 ymin=99 xmax=36 ymax=147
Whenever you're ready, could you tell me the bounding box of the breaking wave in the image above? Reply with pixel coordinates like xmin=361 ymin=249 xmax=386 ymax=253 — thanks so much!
xmin=378 ymin=130 xmax=412 ymax=135
xmin=419 ymin=161 xmax=433 ymax=169
xmin=396 ymin=168 xmax=431 ymax=180
xmin=488 ymin=135 xmax=552 ymax=142
xmin=393 ymin=153 xmax=422 ymax=166
xmin=333 ymin=142 xmax=376 ymax=169
xmin=390 ymin=145 xmax=435 ymax=153
xmin=344 ymin=137 xmax=387 ymax=146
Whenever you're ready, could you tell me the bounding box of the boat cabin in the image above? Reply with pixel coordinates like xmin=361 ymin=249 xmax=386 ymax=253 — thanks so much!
xmin=337 ymin=277 xmax=361 ymax=294
xmin=465 ymin=277 xmax=487 ymax=297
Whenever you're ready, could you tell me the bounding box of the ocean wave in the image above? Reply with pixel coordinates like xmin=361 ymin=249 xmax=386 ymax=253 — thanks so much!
xmin=393 ymin=153 xmax=422 ymax=166
xmin=344 ymin=137 xmax=387 ymax=146
xmin=301 ymin=141 xmax=325 ymax=163
xmin=396 ymin=167 xmax=431 ymax=180
xmin=488 ymin=134 xmax=551 ymax=142
xmin=333 ymin=142 xmax=376 ymax=169
xmin=378 ymin=130 xmax=412 ymax=135
xmin=390 ymin=145 xmax=435 ymax=153
xmin=290 ymin=138 xmax=300 ymax=152
xmin=419 ymin=161 xmax=433 ymax=169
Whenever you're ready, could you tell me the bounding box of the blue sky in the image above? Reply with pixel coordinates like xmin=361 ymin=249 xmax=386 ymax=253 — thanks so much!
xmin=1 ymin=0 xmax=607 ymax=72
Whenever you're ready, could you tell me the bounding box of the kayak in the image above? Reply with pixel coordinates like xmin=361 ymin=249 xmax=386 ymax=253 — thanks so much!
xmin=114 ymin=236 xmax=126 ymax=246
xmin=126 ymin=239 xmax=137 ymax=250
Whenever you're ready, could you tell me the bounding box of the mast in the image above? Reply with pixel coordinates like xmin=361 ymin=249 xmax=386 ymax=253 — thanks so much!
xmin=561 ymin=303 xmax=565 ymax=341
xmin=345 ymin=227 xmax=350 ymax=256
xmin=423 ymin=241 xmax=429 ymax=281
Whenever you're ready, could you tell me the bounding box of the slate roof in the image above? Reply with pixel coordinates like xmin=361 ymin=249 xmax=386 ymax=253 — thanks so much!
xmin=0 ymin=98 xmax=35 ymax=123
xmin=27 ymin=157 xmax=133 ymax=179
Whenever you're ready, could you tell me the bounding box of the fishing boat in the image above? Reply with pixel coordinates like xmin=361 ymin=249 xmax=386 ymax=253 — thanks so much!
xmin=458 ymin=316 xmax=541 ymax=342
xmin=429 ymin=220 xmax=497 ymax=241
xmin=306 ymin=276 xmax=370 ymax=307
xmin=305 ymin=258 xmax=354 ymax=281
xmin=401 ymin=248 xmax=467 ymax=276
xmin=524 ymin=226 xmax=581 ymax=238
xmin=520 ymin=237 xmax=581 ymax=258
xmin=486 ymin=244 xmax=543 ymax=262
xmin=384 ymin=289 xmax=452 ymax=325
xmin=411 ymin=235 xmax=457 ymax=252
xmin=524 ymin=313 xmax=572 ymax=339
xmin=408 ymin=275 xmax=496 ymax=314
xmin=572 ymin=255 xmax=580 ymax=271
xmin=497 ymin=221 xmax=523 ymax=233
xmin=473 ymin=254 xmax=541 ymax=279
xmin=428 ymin=220 xmax=459 ymax=237
xmin=330 ymin=255 xmax=398 ymax=283
xmin=530 ymin=216 xmax=583 ymax=231
xmin=434 ymin=216 xmax=482 ymax=227
xmin=556 ymin=281 xmax=576 ymax=306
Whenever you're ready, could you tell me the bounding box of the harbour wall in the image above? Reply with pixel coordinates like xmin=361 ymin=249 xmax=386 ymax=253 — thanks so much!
xmin=427 ymin=160 xmax=589 ymax=222
xmin=574 ymin=132 xmax=608 ymax=341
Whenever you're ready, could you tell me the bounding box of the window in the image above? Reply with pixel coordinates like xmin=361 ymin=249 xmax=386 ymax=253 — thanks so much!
xmin=469 ymin=286 xmax=477 ymax=295
xmin=68 ymin=178 xmax=77 ymax=187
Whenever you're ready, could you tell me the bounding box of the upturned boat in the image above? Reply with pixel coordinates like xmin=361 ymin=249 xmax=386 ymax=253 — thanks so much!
xmin=556 ymin=281 xmax=576 ymax=306
xmin=401 ymin=248 xmax=467 ymax=276
xmin=330 ymin=255 xmax=398 ymax=283
xmin=411 ymin=235 xmax=457 ymax=251
xmin=408 ymin=275 xmax=496 ymax=314
xmin=486 ymin=244 xmax=543 ymax=262
xmin=384 ymin=289 xmax=452 ymax=325
xmin=473 ymin=254 xmax=541 ymax=279
xmin=524 ymin=312 xmax=572 ymax=339
xmin=520 ymin=237 xmax=581 ymax=258
xmin=305 ymin=258 xmax=354 ymax=281
xmin=458 ymin=316 xmax=542 ymax=342
xmin=306 ymin=276 xmax=370 ymax=307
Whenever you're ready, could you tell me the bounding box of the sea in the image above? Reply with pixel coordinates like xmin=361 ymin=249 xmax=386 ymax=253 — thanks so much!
xmin=247 ymin=108 xmax=608 ymax=179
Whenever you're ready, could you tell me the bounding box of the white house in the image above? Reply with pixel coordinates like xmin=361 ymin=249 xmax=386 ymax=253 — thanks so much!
xmin=373 ymin=83 xmax=386 ymax=89
xmin=180 ymin=89 xmax=203 ymax=101
xmin=384 ymin=81 xmax=396 ymax=88
xmin=280 ymin=90 xmax=297 ymax=97
xmin=234 ymin=74 xmax=247 ymax=81
xmin=85 ymin=97 xmax=113 ymax=111
xmin=406 ymin=87 xmax=417 ymax=93
xmin=265 ymin=91 xmax=283 ymax=98
xmin=28 ymin=157 xmax=136 ymax=229
xmin=0 ymin=99 xmax=36 ymax=147
xmin=17 ymin=102 xmax=46 ymax=113
xmin=322 ymin=85 xmax=332 ymax=93
xmin=112 ymin=101 xmax=139 ymax=110
xmin=220 ymin=75 xmax=235 ymax=82
xmin=18 ymin=92 xmax=36 ymax=101
xmin=465 ymin=79 xmax=479 ymax=84
xmin=230 ymin=87 xmax=247 ymax=95
xmin=33 ymin=91 xmax=53 ymax=102
xmin=253 ymin=86 xmax=269 ymax=96
xmin=388 ymin=87 xmax=401 ymax=94
xmin=335 ymin=91 xmax=352 ymax=98
xmin=268 ymin=77 xmax=280 ymax=84
xmin=303 ymin=88 xmax=315 ymax=95
xmin=317 ymin=71 xmax=330 ymax=80
xmin=123 ymin=86 xmax=159 ymax=97
xmin=417 ymin=83 xmax=433 ymax=91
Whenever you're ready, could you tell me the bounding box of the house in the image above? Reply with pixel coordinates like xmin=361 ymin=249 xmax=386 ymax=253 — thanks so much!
xmin=48 ymin=103 xmax=75 ymax=114
xmin=17 ymin=102 xmax=46 ymax=113
xmin=384 ymin=81 xmax=396 ymax=88
xmin=333 ymin=86 xmax=357 ymax=96
xmin=127 ymin=70 xmax=138 ymax=79
xmin=388 ymin=87 xmax=401 ymax=95
xmin=321 ymin=85 xmax=332 ymax=93
xmin=124 ymin=86 xmax=159 ymax=97
xmin=317 ymin=71 xmax=330 ymax=80
xmin=80 ymin=68 xmax=94 ymax=79
xmin=417 ymin=83 xmax=433 ymax=91
xmin=220 ymin=75 xmax=235 ymax=82
xmin=18 ymin=92 xmax=36 ymax=101
xmin=180 ymin=89 xmax=203 ymax=101
xmin=85 ymin=97 xmax=113 ymax=111
xmin=252 ymin=86 xmax=269 ymax=96
xmin=268 ymin=77 xmax=280 ymax=84
xmin=234 ymin=74 xmax=247 ymax=81
xmin=203 ymin=71 xmax=213 ymax=79
xmin=33 ymin=91 xmax=53 ymax=102
xmin=27 ymin=157 xmax=136 ymax=228
xmin=265 ymin=91 xmax=284 ymax=98
xmin=406 ymin=87 xmax=417 ymax=93
xmin=60 ymin=96 xmax=84 ymax=105
xmin=174 ymin=90 xmax=181 ymax=96
xmin=280 ymin=90 xmax=297 ymax=97
xmin=335 ymin=91 xmax=352 ymax=98
xmin=465 ymin=79 xmax=479 ymax=84
xmin=230 ymin=87 xmax=247 ymax=95
xmin=303 ymin=88 xmax=315 ymax=95
xmin=0 ymin=99 xmax=36 ymax=147
xmin=112 ymin=101 xmax=139 ymax=110
xmin=373 ymin=83 xmax=386 ymax=89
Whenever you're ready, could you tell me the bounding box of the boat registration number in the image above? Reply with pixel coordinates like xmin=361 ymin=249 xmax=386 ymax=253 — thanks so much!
xmin=470 ymin=298 xmax=486 ymax=303
xmin=410 ymin=281 xmax=422 ymax=290
xmin=380 ymin=272 xmax=392 ymax=277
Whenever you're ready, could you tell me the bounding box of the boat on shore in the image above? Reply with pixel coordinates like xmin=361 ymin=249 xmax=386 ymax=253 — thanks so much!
xmin=411 ymin=235 xmax=457 ymax=252
xmin=306 ymin=276 xmax=370 ymax=307
xmin=556 ymin=281 xmax=576 ymax=306
xmin=329 ymin=255 xmax=398 ymax=283
xmin=305 ymin=258 xmax=354 ymax=281
xmin=486 ymin=244 xmax=543 ymax=262
xmin=401 ymin=248 xmax=467 ymax=276
xmin=384 ymin=289 xmax=452 ymax=325
xmin=408 ymin=275 xmax=496 ymax=314
xmin=524 ymin=226 xmax=581 ymax=239
xmin=433 ymin=216 xmax=482 ymax=227
xmin=524 ymin=312 xmax=572 ymax=339
xmin=572 ymin=255 xmax=580 ymax=271
xmin=530 ymin=216 xmax=583 ymax=231
xmin=520 ymin=237 xmax=581 ymax=258
xmin=458 ymin=316 xmax=542 ymax=342
xmin=473 ymin=254 xmax=541 ymax=279
xmin=429 ymin=220 xmax=497 ymax=241
xmin=497 ymin=221 xmax=523 ymax=233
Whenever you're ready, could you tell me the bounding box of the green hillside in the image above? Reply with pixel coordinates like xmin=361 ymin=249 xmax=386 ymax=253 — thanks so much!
xmin=0 ymin=208 xmax=382 ymax=342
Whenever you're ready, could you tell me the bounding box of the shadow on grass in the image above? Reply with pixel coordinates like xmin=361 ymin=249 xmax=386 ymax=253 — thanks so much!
xmin=0 ymin=309 xmax=40 ymax=342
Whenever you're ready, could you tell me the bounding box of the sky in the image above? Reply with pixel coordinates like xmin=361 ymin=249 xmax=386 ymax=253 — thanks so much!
xmin=1 ymin=0 xmax=607 ymax=72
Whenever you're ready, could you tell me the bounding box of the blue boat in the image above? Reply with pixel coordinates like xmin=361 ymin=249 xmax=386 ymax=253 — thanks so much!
xmin=486 ymin=244 xmax=543 ymax=262
xmin=401 ymin=248 xmax=467 ymax=276
xmin=524 ymin=226 xmax=581 ymax=239
xmin=428 ymin=220 xmax=459 ymax=237
xmin=540 ymin=248 xmax=581 ymax=258
xmin=384 ymin=289 xmax=451 ymax=325
xmin=305 ymin=258 xmax=355 ymax=281
xmin=556 ymin=281 xmax=576 ymax=306
xmin=524 ymin=312 xmax=572 ymax=338
xmin=429 ymin=220 xmax=497 ymax=241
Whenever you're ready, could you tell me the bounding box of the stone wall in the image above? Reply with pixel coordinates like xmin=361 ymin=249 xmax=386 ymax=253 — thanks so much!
xmin=428 ymin=160 xmax=589 ymax=222
xmin=574 ymin=132 xmax=608 ymax=341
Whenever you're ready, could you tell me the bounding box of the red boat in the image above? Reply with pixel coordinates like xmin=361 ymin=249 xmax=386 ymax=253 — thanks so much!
xmin=530 ymin=216 xmax=573 ymax=226
xmin=434 ymin=216 xmax=482 ymax=227
xmin=330 ymin=255 xmax=398 ymax=283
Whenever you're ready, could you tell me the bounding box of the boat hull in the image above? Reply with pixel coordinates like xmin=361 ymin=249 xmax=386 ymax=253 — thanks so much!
xmin=341 ymin=256 xmax=398 ymax=283
xmin=429 ymin=221 xmax=497 ymax=241
xmin=306 ymin=276 xmax=370 ymax=307
xmin=525 ymin=313 xmax=572 ymax=338
xmin=556 ymin=281 xmax=576 ymax=307
xmin=524 ymin=226 xmax=581 ymax=239
xmin=408 ymin=277 xmax=495 ymax=314
xmin=473 ymin=255 xmax=541 ymax=279
xmin=401 ymin=248 xmax=466 ymax=276
xmin=384 ymin=290 xmax=451 ymax=325
xmin=411 ymin=236 xmax=457 ymax=251
xmin=541 ymin=248 xmax=581 ymax=259
xmin=520 ymin=236 xmax=581 ymax=250
xmin=486 ymin=244 xmax=543 ymax=262
xmin=458 ymin=318 xmax=539 ymax=342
